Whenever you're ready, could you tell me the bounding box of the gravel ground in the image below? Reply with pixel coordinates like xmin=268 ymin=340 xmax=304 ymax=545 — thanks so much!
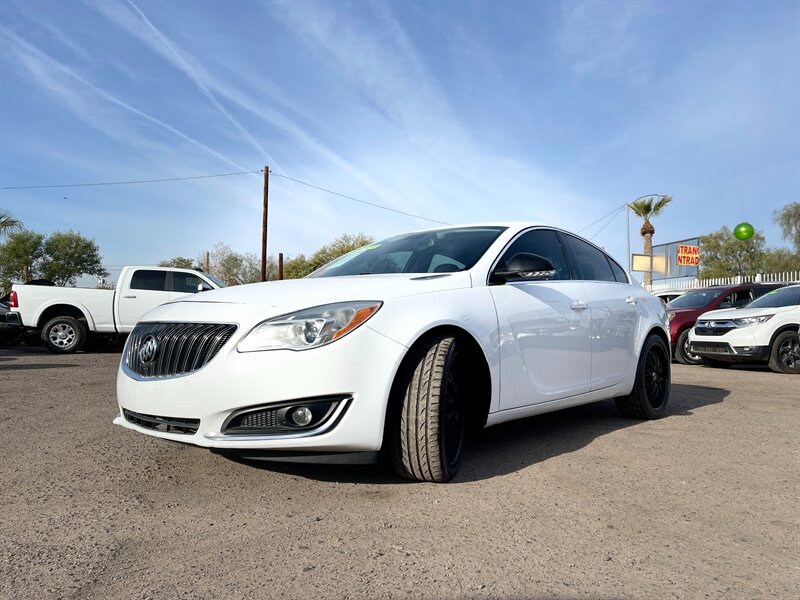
xmin=1 ymin=346 xmax=798 ymax=599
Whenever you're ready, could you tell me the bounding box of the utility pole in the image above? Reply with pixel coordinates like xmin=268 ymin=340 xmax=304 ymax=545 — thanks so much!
xmin=278 ymin=253 xmax=284 ymax=280
xmin=205 ymin=251 xmax=210 ymax=273
xmin=626 ymin=205 xmax=630 ymax=272
xmin=261 ymin=165 xmax=269 ymax=282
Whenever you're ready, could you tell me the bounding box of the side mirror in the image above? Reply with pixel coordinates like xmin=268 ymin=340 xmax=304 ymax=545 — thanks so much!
xmin=494 ymin=253 xmax=557 ymax=283
xmin=197 ymin=282 xmax=213 ymax=292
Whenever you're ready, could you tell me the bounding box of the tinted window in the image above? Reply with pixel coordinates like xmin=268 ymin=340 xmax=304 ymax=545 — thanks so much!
xmin=311 ymin=227 xmax=506 ymax=278
xmin=753 ymin=286 xmax=781 ymax=298
xmin=563 ymin=234 xmax=616 ymax=282
xmin=667 ymin=290 xmax=724 ymax=308
xmin=608 ymin=257 xmax=628 ymax=283
xmin=720 ymin=290 xmax=753 ymax=308
xmin=494 ymin=229 xmax=570 ymax=281
xmin=130 ymin=270 xmax=167 ymax=291
xmin=172 ymin=272 xmax=203 ymax=294
xmin=747 ymin=285 xmax=800 ymax=308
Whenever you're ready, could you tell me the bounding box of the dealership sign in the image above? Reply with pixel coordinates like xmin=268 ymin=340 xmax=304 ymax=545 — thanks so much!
xmin=676 ymin=244 xmax=700 ymax=266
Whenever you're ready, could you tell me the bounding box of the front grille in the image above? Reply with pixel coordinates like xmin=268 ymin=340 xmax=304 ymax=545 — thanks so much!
xmin=695 ymin=321 xmax=735 ymax=336
xmin=125 ymin=322 xmax=237 ymax=379
xmin=691 ymin=341 xmax=730 ymax=354
xmin=123 ymin=409 xmax=200 ymax=434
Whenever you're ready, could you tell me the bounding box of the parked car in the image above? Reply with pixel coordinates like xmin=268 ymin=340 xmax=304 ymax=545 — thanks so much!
xmin=689 ymin=284 xmax=800 ymax=374
xmin=9 ymin=266 xmax=223 ymax=353
xmin=0 ymin=293 xmax=23 ymax=345
xmin=666 ymin=282 xmax=785 ymax=364
xmin=115 ymin=224 xmax=671 ymax=482
xmin=654 ymin=290 xmax=684 ymax=305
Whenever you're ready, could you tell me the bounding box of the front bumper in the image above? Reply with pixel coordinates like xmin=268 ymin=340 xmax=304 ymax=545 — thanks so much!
xmin=688 ymin=328 xmax=770 ymax=362
xmin=115 ymin=324 xmax=408 ymax=454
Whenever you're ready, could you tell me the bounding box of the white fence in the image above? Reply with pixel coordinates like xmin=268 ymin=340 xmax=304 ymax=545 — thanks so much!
xmin=645 ymin=271 xmax=800 ymax=293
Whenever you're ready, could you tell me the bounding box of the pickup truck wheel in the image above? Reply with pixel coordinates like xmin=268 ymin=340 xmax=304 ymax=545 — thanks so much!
xmin=674 ymin=329 xmax=702 ymax=365
xmin=42 ymin=316 xmax=87 ymax=354
xmin=768 ymin=331 xmax=800 ymax=374
xmin=389 ymin=335 xmax=466 ymax=483
xmin=615 ymin=334 xmax=671 ymax=419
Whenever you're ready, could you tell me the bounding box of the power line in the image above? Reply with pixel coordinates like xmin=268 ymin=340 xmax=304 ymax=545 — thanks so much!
xmin=269 ymin=171 xmax=451 ymax=226
xmin=0 ymin=170 xmax=261 ymax=190
xmin=589 ymin=205 xmax=626 ymax=240
xmin=577 ymin=202 xmax=628 ymax=234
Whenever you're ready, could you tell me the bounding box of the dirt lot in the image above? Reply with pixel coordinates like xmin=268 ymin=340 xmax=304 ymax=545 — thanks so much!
xmin=0 ymin=346 xmax=797 ymax=599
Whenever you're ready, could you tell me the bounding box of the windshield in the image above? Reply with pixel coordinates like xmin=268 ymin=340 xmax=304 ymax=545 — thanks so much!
xmin=746 ymin=286 xmax=800 ymax=309
xmin=204 ymin=274 xmax=227 ymax=288
xmin=667 ymin=289 xmax=724 ymax=309
xmin=310 ymin=227 xmax=507 ymax=278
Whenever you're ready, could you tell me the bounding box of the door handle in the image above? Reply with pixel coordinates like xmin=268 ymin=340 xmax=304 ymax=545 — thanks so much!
xmin=571 ymin=300 xmax=588 ymax=311
xmin=626 ymin=296 xmax=637 ymax=305
xmin=123 ymin=295 xmax=137 ymax=299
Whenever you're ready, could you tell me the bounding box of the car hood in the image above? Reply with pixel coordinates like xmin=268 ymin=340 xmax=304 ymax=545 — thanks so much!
xmin=140 ymin=272 xmax=473 ymax=325
xmin=696 ymin=305 xmax=799 ymax=321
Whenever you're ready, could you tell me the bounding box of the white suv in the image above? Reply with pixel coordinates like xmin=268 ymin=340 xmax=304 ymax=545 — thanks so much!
xmin=689 ymin=284 xmax=800 ymax=374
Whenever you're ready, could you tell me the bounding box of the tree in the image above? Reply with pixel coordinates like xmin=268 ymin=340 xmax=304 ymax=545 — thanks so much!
xmin=284 ymin=233 xmax=374 ymax=279
xmin=41 ymin=230 xmax=108 ymax=286
xmin=761 ymin=247 xmax=800 ymax=274
xmin=199 ymin=242 xmax=274 ymax=286
xmin=0 ymin=210 xmax=23 ymax=239
xmin=699 ymin=226 xmax=768 ymax=278
xmin=773 ymin=202 xmax=800 ymax=253
xmin=0 ymin=229 xmax=46 ymax=290
xmin=159 ymin=257 xmax=198 ymax=270
xmin=628 ymin=195 xmax=673 ymax=285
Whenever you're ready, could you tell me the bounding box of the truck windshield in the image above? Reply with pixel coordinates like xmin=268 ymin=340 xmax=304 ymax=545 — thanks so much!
xmin=746 ymin=286 xmax=800 ymax=308
xmin=309 ymin=227 xmax=507 ymax=278
xmin=667 ymin=290 xmax=724 ymax=309
xmin=204 ymin=274 xmax=227 ymax=288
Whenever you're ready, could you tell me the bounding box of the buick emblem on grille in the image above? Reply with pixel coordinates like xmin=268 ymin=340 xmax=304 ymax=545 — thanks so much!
xmin=138 ymin=335 xmax=158 ymax=365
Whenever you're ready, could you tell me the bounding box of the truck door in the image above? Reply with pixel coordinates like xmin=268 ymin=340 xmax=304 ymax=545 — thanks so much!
xmin=117 ymin=269 xmax=171 ymax=331
xmin=169 ymin=271 xmax=208 ymax=302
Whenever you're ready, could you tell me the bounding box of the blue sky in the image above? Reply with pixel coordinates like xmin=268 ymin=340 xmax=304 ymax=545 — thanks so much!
xmin=1 ymin=0 xmax=798 ymax=284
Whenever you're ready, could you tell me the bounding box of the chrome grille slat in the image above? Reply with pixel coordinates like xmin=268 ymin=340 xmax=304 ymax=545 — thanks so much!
xmin=124 ymin=322 xmax=237 ymax=379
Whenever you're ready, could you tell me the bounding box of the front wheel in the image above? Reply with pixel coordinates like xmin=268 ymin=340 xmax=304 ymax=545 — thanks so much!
xmin=389 ymin=335 xmax=466 ymax=482
xmin=768 ymin=331 xmax=800 ymax=374
xmin=674 ymin=329 xmax=702 ymax=365
xmin=41 ymin=316 xmax=87 ymax=354
xmin=615 ymin=334 xmax=671 ymax=419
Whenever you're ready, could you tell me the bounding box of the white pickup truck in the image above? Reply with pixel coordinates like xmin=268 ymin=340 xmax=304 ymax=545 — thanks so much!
xmin=8 ymin=266 xmax=223 ymax=353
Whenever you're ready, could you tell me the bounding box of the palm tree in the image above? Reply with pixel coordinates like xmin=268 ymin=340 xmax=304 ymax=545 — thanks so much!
xmin=628 ymin=195 xmax=673 ymax=285
xmin=0 ymin=210 xmax=23 ymax=239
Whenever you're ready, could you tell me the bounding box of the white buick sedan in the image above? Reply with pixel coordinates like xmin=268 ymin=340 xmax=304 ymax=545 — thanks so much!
xmin=115 ymin=224 xmax=671 ymax=482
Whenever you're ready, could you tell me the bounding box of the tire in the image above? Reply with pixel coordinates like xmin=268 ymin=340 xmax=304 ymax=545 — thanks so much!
xmin=41 ymin=316 xmax=87 ymax=354
xmin=389 ymin=335 xmax=466 ymax=483
xmin=674 ymin=329 xmax=702 ymax=365
xmin=615 ymin=334 xmax=671 ymax=419
xmin=768 ymin=331 xmax=800 ymax=374
xmin=702 ymin=358 xmax=733 ymax=369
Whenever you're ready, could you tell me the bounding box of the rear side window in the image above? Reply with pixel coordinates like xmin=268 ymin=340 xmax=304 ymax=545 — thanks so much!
xmin=130 ymin=270 xmax=168 ymax=291
xmin=172 ymin=272 xmax=203 ymax=294
xmin=562 ymin=234 xmax=616 ymax=282
xmin=494 ymin=229 xmax=571 ymax=280
xmin=607 ymin=258 xmax=628 ymax=283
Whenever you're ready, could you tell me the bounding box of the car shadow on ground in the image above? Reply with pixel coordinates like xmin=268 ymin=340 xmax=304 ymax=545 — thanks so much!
xmin=219 ymin=383 xmax=728 ymax=484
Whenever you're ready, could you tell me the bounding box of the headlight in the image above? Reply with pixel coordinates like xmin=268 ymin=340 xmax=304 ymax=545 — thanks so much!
xmin=237 ymin=301 xmax=382 ymax=352
xmin=667 ymin=312 xmax=676 ymax=322
xmin=732 ymin=315 xmax=773 ymax=327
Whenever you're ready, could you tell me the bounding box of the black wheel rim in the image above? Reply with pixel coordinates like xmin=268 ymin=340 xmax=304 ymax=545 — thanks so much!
xmin=644 ymin=345 xmax=669 ymax=409
xmin=778 ymin=335 xmax=800 ymax=369
xmin=441 ymin=361 xmax=466 ymax=472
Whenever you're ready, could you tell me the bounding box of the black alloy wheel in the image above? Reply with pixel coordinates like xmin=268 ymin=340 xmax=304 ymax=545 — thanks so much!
xmin=769 ymin=331 xmax=800 ymax=374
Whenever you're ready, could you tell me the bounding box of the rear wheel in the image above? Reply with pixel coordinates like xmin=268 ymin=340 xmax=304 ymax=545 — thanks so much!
xmin=674 ymin=329 xmax=702 ymax=365
xmin=389 ymin=335 xmax=466 ymax=482
xmin=41 ymin=316 xmax=87 ymax=354
xmin=615 ymin=334 xmax=671 ymax=419
xmin=768 ymin=331 xmax=800 ymax=374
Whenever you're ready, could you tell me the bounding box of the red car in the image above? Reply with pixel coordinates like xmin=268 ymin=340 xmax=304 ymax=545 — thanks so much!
xmin=666 ymin=283 xmax=786 ymax=364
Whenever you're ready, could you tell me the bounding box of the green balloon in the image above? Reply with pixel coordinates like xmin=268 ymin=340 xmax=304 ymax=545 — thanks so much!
xmin=734 ymin=222 xmax=754 ymax=241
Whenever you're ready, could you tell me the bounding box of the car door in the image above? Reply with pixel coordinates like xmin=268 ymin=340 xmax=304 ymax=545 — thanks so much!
xmin=561 ymin=233 xmax=640 ymax=391
xmin=489 ymin=228 xmax=592 ymax=410
xmin=169 ymin=271 xmax=206 ymax=302
xmin=118 ymin=269 xmax=171 ymax=331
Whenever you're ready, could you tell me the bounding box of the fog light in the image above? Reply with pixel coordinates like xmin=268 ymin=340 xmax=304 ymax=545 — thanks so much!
xmin=735 ymin=346 xmax=754 ymax=353
xmin=290 ymin=406 xmax=313 ymax=427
